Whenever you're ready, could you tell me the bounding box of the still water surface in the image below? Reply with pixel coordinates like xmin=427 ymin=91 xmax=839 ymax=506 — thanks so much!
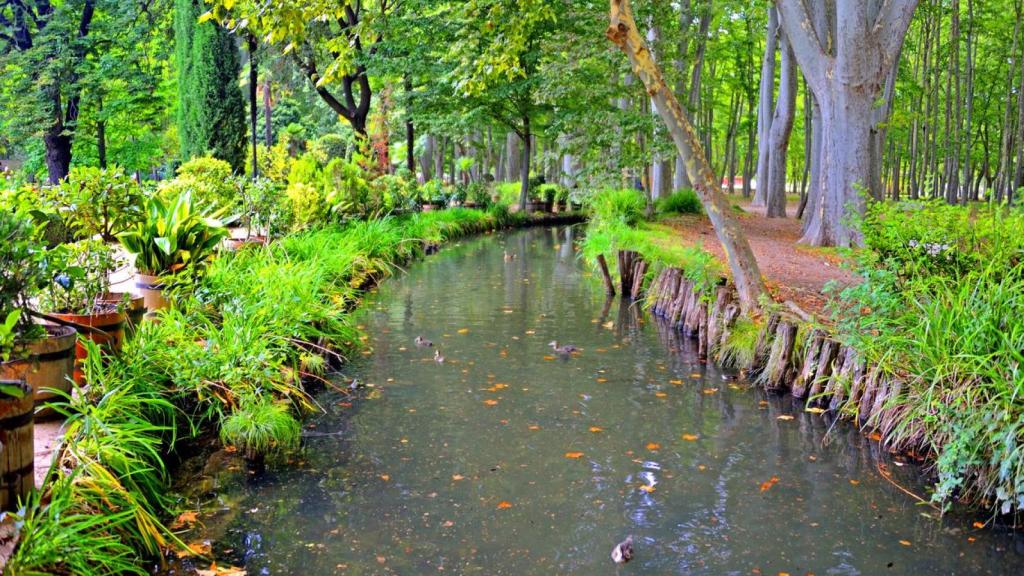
xmin=195 ymin=226 xmax=1024 ymax=575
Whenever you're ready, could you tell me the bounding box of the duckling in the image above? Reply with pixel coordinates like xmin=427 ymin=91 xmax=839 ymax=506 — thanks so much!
xmin=503 ymin=250 xmax=516 ymax=261
xmin=611 ymin=535 xmax=634 ymax=564
xmin=548 ymin=341 xmax=579 ymax=355
xmin=414 ymin=336 xmax=433 ymax=348
xmin=434 ymin=350 xmax=445 ymax=364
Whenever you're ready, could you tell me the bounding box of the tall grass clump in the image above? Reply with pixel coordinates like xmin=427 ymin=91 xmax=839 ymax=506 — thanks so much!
xmin=588 ymin=188 xmax=647 ymax=227
xmin=656 ymin=189 xmax=703 ymax=216
xmin=831 ymin=200 xmax=1024 ymax=514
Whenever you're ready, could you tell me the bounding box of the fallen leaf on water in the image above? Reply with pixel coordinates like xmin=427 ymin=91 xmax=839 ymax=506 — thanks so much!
xmin=697 ymin=464 xmax=707 ymax=471
xmin=177 ymin=540 xmax=212 ymax=558
xmin=849 ymin=479 xmax=860 ymax=485
xmin=497 ymin=501 xmax=513 ymax=509
xmin=868 ymin=431 xmax=883 ymax=441
xmin=589 ymin=426 xmax=604 ymax=433
xmin=899 ymin=540 xmax=912 ymax=546
xmin=543 ymin=355 xmax=556 ymax=361
xmin=380 ymin=474 xmax=390 ymax=481
xmin=655 ymin=391 xmax=668 ymax=398
xmin=596 ymin=377 xmax=608 ymax=383
xmin=967 ymin=536 xmax=976 ymax=543
xmin=777 ymin=415 xmax=795 ymax=421
xmin=690 ymin=373 xmax=702 ymax=378
xmin=759 ymin=476 xmax=780 ymax=492
xmin=452 ymin=474 xmax=464 ymax=481
xmin=196 ymin=564 xmax=246 ymax=576
xmin=702 ymin=388 xmax=718 ymax=395
xmin=681 ymin=434 xmax=699 ymax=441
xmin=525 ymin=330 xmax=536 ymax=335
xmin=172 ymin=511 xmax=199 ymax=529
xmin=669 ymin=379 xmax=683 ymax=385
xmin=457 ymin=328 xmax=470 ymax=334
xmin=565 ymin=451 xmax=585 ymax=459
xmin=805 ymin=407 xmax=827 ymax=414
xmin=528 ymin=424 xmax=541 ymax=430
xmin=972 ymin=521 xmax=985 ymax=529
xmin=639 ymin=484 xmax=656 ymax=493
xmin=442 ymin=520 xmax=455 ymax=527
xmin=483 ymin=399 xmax=499 ymax=406
xmin=646 ymin=442 xmax=661 ymax=451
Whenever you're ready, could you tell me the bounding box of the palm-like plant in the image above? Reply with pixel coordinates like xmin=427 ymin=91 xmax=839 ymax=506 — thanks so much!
xmin=118 ymin=191 xmax=233 ymax=276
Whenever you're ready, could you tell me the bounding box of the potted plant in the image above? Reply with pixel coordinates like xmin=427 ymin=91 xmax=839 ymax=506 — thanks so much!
xmin=39 ymin=240 xmax=128 ymax=386
xmin=118 ymin=190 xmax=232 ymax=312
xmin=419 ymin=180 xmax=447 ymax=211
xmin=228 ymin=177 xmax=283 ymax=250
xmin=0 ymin=209 xmax=77 ymax=411
xmin=43 ymin=165 xmax=144 ymax=242
xmin=0 ymin=379 xmax=33 ymax=510
xmin=525 ymin=176 xmax=550 ymax=213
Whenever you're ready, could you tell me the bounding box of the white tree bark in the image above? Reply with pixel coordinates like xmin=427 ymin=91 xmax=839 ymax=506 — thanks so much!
xmin=753 ymin=7 xmax=779 ymax=207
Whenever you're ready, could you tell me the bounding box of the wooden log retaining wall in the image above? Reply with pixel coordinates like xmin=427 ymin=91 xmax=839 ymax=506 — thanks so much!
xmin=640 ymin=265 xmax=899 ymax=436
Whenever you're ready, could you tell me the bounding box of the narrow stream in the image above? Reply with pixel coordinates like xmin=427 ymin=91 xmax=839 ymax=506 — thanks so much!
xmin=185 ymin=226 xmax=1024 ymax=575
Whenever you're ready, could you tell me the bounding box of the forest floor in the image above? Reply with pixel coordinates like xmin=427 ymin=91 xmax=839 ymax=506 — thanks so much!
xmin=660 ymin=199 xmax=860 ymax=316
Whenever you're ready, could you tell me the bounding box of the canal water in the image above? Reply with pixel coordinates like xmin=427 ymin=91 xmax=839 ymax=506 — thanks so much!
xmin=184 ymin=226 xmax=1024 ymax=575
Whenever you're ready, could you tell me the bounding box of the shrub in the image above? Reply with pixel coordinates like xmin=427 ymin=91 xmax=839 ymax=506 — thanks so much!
xmin=160 ymin=156 xmax=237 ymax=209
xmin=220 ymin=395 xmax=302 ymax=461
xmin=0 ymin=208 xmax=46 ymax=355
xmin=39 ymin=240 xmax=122 ymax=315
xmin=368 ymin=173 xmax=415 ymax=213
xmin=46 ymin=166 xmax=144 ymax=241
xmin=311 ymin=132 xmax=352 ymax=162
xmin=656 ymin=189 xmax=703 ymax=215
xmin=323 ymin=157 xmax=371 ymax=216
xmin=286 ymin=181 xmax=328 ymax=229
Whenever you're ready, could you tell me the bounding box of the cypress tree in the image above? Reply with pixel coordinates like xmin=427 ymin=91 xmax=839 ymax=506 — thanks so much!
xmin=174 ymin=0 xmax=246 ymax=172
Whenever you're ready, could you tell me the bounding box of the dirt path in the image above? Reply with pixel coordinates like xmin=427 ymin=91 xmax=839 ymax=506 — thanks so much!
xmin=661 ymin=201 xmax=859 ymax=317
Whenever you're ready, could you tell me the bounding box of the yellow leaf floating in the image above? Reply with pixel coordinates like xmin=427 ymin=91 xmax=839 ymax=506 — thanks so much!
xmin=565 ymin=451 xmax=585 ymax=459
xmin=646 ymin=442 xmax=661 ymax=451
xmin=483 ymin=399 xmax=499 ymax=406
xmin=457 ymin=328 xmax=470 ymax=334
xmin=589 ymin=426 xmax=604 ymax=433
xmin=497 ymin=501 xmax=513 ymax=509
xmin=805 ymin=407 xmax=827 ymax=414
xmin=639 ymin=484 xmax=656 ymax=493
xmin=899 ymin=540 xmax=912 ymax=546
xmin=777 ymin=415 xmax=795 ymax=421
xmin=681 ymin=434 xmax=699 ymax=441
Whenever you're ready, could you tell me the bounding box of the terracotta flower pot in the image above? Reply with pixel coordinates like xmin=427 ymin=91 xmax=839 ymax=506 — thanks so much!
xmin=50 ymin=307 xmax=126 ymax=386
xmin=225 ymin=236 xmax=269 ymax=251
xmin=100 ymin=292 xmax=146 ymax=336
xmin=0 ymin=325 xmax=76 ymax=418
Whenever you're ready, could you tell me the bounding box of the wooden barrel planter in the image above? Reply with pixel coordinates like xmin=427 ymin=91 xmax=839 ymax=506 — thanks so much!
xmin=525 ymin=200 xmax=551 ymax=213
xmin=225 ymin=236 xmax=268 ymax=251
xmin=0 ymin=380 xmax=34 ymax=512
xmin=50 ymin=308 xmax=126 ymax=386
xmin=421 ymin=202 xmax=443 ymax=212
xmin=100 ymin=292 xmax=146 ymax=336
xmin=135 ymin=273 xmax=169 ymax=314
xmin=0 ymin=325 xmax=76 ymax=417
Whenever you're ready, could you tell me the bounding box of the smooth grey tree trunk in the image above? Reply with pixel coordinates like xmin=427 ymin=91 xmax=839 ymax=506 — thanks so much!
xmin=753 ymin=7 xmax=779 ymax=207
xmin=766 ymin=32 xmax=796 ymax=218
xmin=776 ymin=0 xmax=919 ymax=247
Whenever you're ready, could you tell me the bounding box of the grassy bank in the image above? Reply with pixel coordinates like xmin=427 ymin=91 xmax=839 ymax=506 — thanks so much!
xmin=4 ymin=207 xmax=577 ymax=574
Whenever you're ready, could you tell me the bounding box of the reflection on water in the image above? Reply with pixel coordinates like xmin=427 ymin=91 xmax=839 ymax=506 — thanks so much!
xmin=186 ymin=226 xmax=1024 ymax=575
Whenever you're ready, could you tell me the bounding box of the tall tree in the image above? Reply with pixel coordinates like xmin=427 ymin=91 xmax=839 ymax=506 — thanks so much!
xmin=175 ymin=0 xmax=246 ymax=170
xmin=775 ymin=0 xmax=919 ymax=246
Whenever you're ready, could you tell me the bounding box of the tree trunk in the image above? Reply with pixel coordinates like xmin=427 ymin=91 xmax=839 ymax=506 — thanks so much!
xmin=609 ymin=0 xmax=768 ymax=313
xmin=405 ymin=75 xmax=415 ymax=174
xmin=248 ymin=35 xmax=259 ymax=179
xmin=519 ymin=118 xmax=531 ymax=212
xmin=753 ymin=7 xmax=779 ymax=207
xmin=262 ymin=78 xmax=273 ymax=147
xmin=766 ymin=32 xmax=796 ymax=218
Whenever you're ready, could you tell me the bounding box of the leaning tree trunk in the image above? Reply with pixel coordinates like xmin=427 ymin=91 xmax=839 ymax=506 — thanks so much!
xmin=608 ymin=0 xmax=768 ymax=313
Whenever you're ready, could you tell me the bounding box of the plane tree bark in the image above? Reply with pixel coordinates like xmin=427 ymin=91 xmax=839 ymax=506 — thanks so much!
xmin=608 ymin=0 xmax=768 ymax=313
xmin=775 ymin=0 xmax=919 ymax=247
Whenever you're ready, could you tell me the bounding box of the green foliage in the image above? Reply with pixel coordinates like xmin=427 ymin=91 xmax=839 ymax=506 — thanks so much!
xmin=0 ymin=208 xmax=46 ymax=351
xmin=861 ymin=200 xmax=1024 ymax=280
xmin=220 ymin=395 xmax=302 ymax=458
xmin=239 ymin=177 xmax=288 ymax=238
xmin=118 ymin=191 xmax=231 ymax=275
xmin=324 ymin=157 xmax=372 ymax=215
xmin=39 ymin=240 xmax=122 ymax=315
xmin=161 ymin=156 xmax=238 ymax=209
xmin=588 ymin=188 xmax=647 ymax=227
xmin=175 ymin=0 xmax=246 ymax=171
xmin=368 ymin=173 xmax=415 ymax=213
xmin=47 ymin=166 xmax=144 ymax=241
xmin=285 ymin=182 xmax=328 ymax=230
xmin=494 ymin=182 xmax=521 ymax=207
xmin=656 ymin=189 xmax=703 ymax=216
xmin=311 ymin=133 xmax=353 ymax=162
xmin=718 ymin=317 xmax=759 ymax=368
xmin=831 ymin=201 xmax=1024 ymax=514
